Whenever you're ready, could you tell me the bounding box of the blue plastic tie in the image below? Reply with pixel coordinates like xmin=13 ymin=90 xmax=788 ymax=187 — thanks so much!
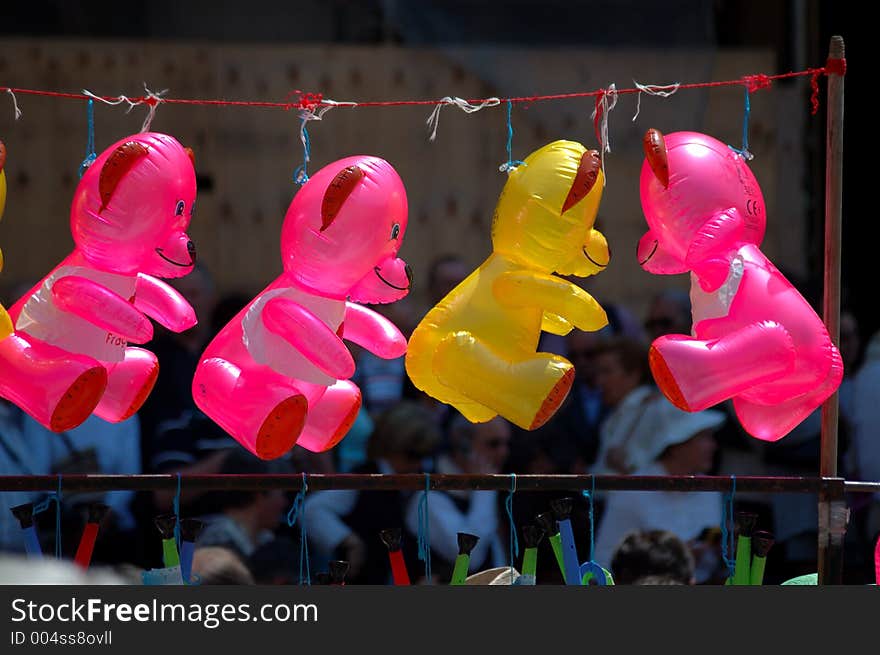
xmin=720 ymin=475 xmax=737 ymax=579
xmin=286 ymin=473 xmax=311 ymax=585
xmin=417 ymin=473 xmax=432 ymax=583
xmin=581 ymin=475 xmax=596 ymax=562
xmin=32 ymin=474 xmax=63 ymax=559
xmin=79 ymin=99 xmax=96 ymax=177
xmin=505 ymin=473 xmax=519 ymax=582
xmin=499 ymin=100 xmax=527 ymax=173
xmin=728 ymin=87 xmax=753 ymax=161
xmin=55 ymin=474 xmax=62 ymax=559
xmin=292 ymin=118 xmax=311 ymax=185
xmin=172 ymin=472 xmax=182 ymax=550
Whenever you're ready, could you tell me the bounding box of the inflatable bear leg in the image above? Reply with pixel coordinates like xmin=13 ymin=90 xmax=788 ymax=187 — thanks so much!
xmin=94 ymin=347 xmax=159 ymax=423
xmin=296 ymin=379 xmax=362 ymax=452
xmin=193 ymin=357 xmax=308 ymax=459
xmin=649 ymin=321 xmax=796 ymax=412
xmin=0 ymin=333 xmax=107 ymax=432
xmin=733 ymin=344 xmax=843 ymax=442
xmin=406 ymin=331 xmax=496 ymax=424
xmin=433 ymin=331 xmax=573 ymax=430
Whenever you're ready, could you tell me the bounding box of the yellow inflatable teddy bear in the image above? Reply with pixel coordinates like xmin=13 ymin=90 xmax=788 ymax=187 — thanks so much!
xmin=406 ymin=140 xmax=610 ymax=430
xmin=0 ymin=139 xmax=12 ymax=340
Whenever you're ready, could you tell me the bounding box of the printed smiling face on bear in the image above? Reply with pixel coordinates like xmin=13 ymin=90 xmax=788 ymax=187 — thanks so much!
xmin=71 ymin=133 xmax=197 ymax=279
xmin=491 ymin=140 xmax=609 ymax=278
xmin=280 ymin=155 xmax=411 ymax=304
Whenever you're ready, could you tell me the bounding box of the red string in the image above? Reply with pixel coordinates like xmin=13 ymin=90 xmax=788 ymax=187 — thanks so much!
xmin=808 ymin=60 xmax=844 ymax=116
xmin=810 ymin=71 xmax=822 ymax=115
xmin=290 ymin=90 xmax=324 ymax=111
xmin=743 ymin=74 xmax=772 ymax=93
xmin=826 ymin=58 xmax=846 ymax=76
xmin=0 ymin=66 xmax=831 ymax=112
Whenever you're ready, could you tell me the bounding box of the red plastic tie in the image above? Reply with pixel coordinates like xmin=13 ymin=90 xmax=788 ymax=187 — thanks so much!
xmin=825 ymin=58 xmax=846 ymax=76
xmin=743 ymin=74 xmax=772 ymax=93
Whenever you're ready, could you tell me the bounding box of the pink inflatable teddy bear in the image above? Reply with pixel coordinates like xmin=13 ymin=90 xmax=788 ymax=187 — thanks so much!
xmin=193 ymin=156 xmax=411 ymax=459
xmin=637 ymin=129 xmax=842 ymax=441
xmin=4 ymin=133 xmax=197 ymax=432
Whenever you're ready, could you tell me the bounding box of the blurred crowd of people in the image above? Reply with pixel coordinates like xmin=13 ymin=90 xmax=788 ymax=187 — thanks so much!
xmin=2 ymin=254 xmax=878 ymax=585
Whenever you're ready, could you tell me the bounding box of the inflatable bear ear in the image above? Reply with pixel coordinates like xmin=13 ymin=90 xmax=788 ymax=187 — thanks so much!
xmin=561 ymin=149 xmax=601 ymax=214
xmin=320 ymin=164 xmax=364 ymax=231
xmin=99 ymin=141 xmax=150 ymax=212
xmin=643 ymin=128 xmax=669 ymax=188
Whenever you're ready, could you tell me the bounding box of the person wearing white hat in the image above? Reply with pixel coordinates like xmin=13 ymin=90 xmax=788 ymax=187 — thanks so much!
xmin=592 ymin=407 xmax=725 ymax=575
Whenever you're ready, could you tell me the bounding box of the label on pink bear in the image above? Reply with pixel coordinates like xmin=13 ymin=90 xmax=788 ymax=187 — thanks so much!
xmin=689 ymin=255 xmax=744 ymax=332
xmin=15 ymin=265 xmax=135 ymax=362
xmin=241 ymin=285 xmax=345 ymax=386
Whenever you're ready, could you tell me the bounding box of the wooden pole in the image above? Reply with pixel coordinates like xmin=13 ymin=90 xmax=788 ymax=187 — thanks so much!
xmin=818 ymin=34 xmax=845 ymax=585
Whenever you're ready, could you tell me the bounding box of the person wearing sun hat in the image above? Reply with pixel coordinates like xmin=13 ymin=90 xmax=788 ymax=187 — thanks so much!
xmin=592 ymin=405 xmax=726 ymax=575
